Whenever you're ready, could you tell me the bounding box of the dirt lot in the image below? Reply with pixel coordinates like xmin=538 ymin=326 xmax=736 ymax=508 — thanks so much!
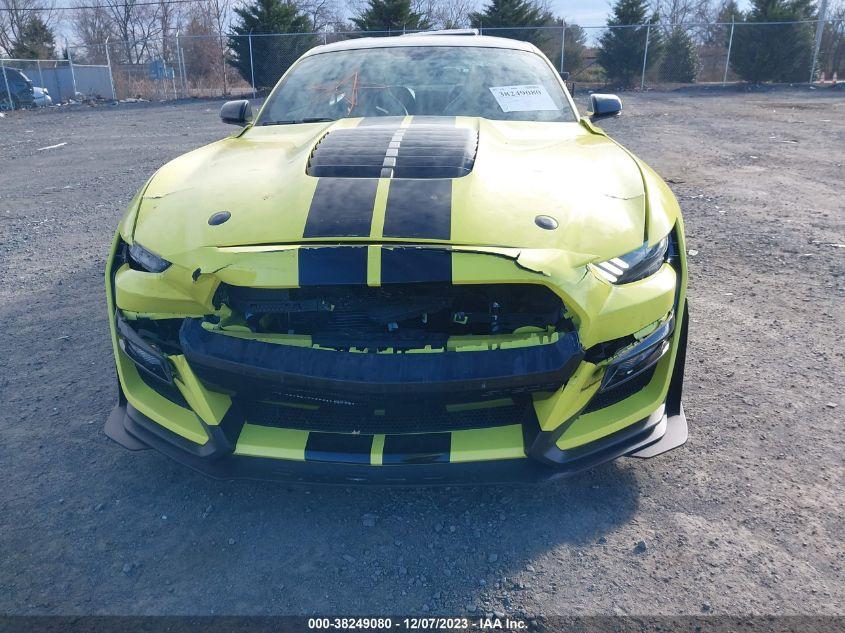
xmin=0 ymin=88 xmax=843 ymax=618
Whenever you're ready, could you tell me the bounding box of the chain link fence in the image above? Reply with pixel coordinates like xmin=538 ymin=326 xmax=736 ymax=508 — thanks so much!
xmin=2 ymin=19 xmax=843 ymax=108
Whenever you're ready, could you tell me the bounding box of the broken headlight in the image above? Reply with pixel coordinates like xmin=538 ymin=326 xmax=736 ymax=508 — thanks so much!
xmin=601 ymin=314 xmax=674 ymax=390
xmin=115 ymin=311 xmax=173 ymax=383
xmin=128 ymin=242 xmax=171 ymax=273
xmin=590 ymin=236 xmax=669 ymax=284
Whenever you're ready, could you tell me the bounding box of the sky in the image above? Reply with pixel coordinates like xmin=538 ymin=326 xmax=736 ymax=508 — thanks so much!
xmin=46 ymin=0 xmax=758 ymax=49
xmin=548 ymin=0 xmax=752 ymax=27
xmin=552 ymin=0 xmax=617 ymax=27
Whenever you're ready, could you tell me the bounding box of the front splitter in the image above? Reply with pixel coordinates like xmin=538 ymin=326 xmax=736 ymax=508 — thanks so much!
xmin=104 ymin=398 xmax=687 ymax=486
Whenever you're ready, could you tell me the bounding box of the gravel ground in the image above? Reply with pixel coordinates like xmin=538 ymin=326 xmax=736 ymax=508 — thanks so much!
xmin=0 ymin=88 xmax=843 ymax=618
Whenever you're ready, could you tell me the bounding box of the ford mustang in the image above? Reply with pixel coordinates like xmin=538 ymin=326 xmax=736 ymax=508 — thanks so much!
xmin=104 ymin=31 xmax=689 ymax=483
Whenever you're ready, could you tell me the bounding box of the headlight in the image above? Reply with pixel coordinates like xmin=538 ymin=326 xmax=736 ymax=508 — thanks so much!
xmin=128 ymin=242 xmax=171 ymax=273
xmin=590 ymin=236 xmax=669 ymax=284
xmin=115 ymin=310 xmax=173 ymax=383
xmin=601 ymin=314 xmax=674 ymax=390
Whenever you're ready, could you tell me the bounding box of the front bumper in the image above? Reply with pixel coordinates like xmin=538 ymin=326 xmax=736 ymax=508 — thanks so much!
xmin=104 ymin=302 xmax=689 ymax=484
xmin=104 ymin=225 xmax=690 ymax=484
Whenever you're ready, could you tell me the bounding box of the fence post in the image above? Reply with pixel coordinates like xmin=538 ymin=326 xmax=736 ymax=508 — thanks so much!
xmin=177 ymin=34 xmax=188 ymax=97
xmin=66 ymin=41 xmax=78 ymax=98
xmin=810 ymin=0 xmax=830 ymax=83
xmin=220 ymin=33 xmax=228 ymax=97
xmin=248 ymin=32 xmax=256 ymax=98
xmin=105 ymin=37 xmax=117 ymax=100
xmin=174 ymin=32 xmax=181 ymax=98
xmin=36 ymin=59 xmax=45 ymax=93
xmin=559 ymin=22 xmax=565 ymax=73
xmin=640 ymin=24 xmax=651 ymax=91
xmin=723 ymin=20 xmax=735 ymax=85
xmin=1 ymin=62 xmax=13 ymax=109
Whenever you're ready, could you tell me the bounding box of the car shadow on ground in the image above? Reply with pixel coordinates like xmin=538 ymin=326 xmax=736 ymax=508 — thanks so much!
xmin=108 ymin=446 xmax=642 ymax=613
xmin=1 ymin=263 xmax=643 ymax=614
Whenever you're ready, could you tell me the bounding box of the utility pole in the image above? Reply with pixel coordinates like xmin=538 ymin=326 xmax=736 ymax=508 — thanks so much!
xmin=810 ymin=0 xmax=830 ymax=83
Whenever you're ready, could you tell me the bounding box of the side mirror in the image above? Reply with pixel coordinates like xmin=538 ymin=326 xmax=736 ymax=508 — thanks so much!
xmin=560 ymin=71 xmax=571 ymax=80
xmin=220 ymin=99 xmax=253 ymax=126
xmin=589 ymin=94 xmax=622 ymax=120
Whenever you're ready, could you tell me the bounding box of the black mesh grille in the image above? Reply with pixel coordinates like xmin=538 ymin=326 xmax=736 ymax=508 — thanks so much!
xmin=583 ymin=366 xmax=657 ymax=413
xmin=237 ymin=398 xmax=533 ymax=434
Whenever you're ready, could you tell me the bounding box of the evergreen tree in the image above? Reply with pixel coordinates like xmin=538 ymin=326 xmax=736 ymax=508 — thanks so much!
xmin=659 ymin=27 xmax=700 ymax=82
xmin=469 ymin=0 xmax=556 ymax=48
xmin=228 ymin=0 xmax=315 ymax=89
xmin=730 ymin=0 xmax=816 ymax=82
xmin=562 ymin=23 xmax=588 ymax=74
xmin=351 ymin=0 xmax=430 ymax=32
xmin=717 ymin=0 xmax=743 ymax=24
xmin=9 ymin=16 xmax=55 ymax=59
xmin=598 ymin=0 xmax=661 ymax=87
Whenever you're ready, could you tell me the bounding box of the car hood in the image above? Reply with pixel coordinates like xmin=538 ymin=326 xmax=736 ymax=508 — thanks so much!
xmin=133 ymin=117 xmax=647 ymax=263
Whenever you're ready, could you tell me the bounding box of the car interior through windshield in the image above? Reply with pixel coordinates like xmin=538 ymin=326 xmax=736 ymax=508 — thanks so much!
xmin=257 ymin=46 xmax=577 ymax=124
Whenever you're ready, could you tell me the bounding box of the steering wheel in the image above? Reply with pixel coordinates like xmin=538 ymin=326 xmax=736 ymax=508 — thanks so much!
xmin=349 ymin=87 xmax=409 ymax=118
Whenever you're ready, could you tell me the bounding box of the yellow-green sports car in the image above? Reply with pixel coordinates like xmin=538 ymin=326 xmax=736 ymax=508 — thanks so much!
xmin=104 ymin=31 xmax=689 ymax=483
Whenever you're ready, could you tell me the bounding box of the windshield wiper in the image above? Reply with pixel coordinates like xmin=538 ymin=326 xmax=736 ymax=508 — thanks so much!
xmin=261 ymin=117 xmax=336 ymax=126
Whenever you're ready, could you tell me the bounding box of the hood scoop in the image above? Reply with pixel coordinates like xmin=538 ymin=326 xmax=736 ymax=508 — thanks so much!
xmin=307 ymin=122 xmax=478 ymax=179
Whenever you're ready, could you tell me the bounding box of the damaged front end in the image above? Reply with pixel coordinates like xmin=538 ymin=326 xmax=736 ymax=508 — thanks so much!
xmin=105 ymin=227 xmax=688 ymax=484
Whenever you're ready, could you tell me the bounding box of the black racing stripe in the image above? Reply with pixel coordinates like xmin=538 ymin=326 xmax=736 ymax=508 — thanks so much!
xmin=382 ymin=433 xmax=451 ymax=465
xmin=305 ymin=432 xmax=374 ymax=464
xmin=304 ymin=178 xmax=378 ymax=238
xmin=382 ymin=179 xmax=452 ymax=240
xmin=381 ymin=247 xmax=452 ymax=284
xmin=298 ymin=246 xmax=368 ymax=286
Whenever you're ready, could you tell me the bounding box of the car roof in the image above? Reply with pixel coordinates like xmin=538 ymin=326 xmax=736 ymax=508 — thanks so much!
xmin=302 ymin=33 xmax=540 ymax=58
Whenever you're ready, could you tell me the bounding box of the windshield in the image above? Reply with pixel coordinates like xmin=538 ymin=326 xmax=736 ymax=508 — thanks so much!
xmin=257 ymin=46 xmax=577 ymax=125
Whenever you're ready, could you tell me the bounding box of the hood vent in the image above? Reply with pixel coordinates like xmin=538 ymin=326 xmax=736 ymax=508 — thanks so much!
xmin=307 ymin=123 xmax=478 ymax=179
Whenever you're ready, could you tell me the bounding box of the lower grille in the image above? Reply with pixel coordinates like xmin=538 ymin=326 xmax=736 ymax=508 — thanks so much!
xmin=237 ymin=398 xmax=534 ymax=434
xmin=583 ymin=365 xmax=657 ymax=413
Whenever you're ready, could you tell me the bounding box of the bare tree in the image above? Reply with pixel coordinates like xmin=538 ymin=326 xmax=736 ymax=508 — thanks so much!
xmin=0 ymin=0 xmax=56 ymax=57
xmin=427 ymin=0 xmax=478 ymax=29
xmin=653 ymin=0 xmax=705 ymax=25
xmin=179 ymin=0 xmax=231 ymax=93
xmin=300 ymin=0 xmax=345 ymax=31
xmin=158 ymin=0 xmax=180 ymax=62
xmin=72 ymin=5 xmax=116 ymax=50
xmin=69 ymin=5 xmax=115 ymax=63
xmin=99 ymin=0 xmax=164 ymax=63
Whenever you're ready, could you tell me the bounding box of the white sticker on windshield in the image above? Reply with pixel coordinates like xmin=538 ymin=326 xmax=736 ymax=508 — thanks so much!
xmin=489 ymin=85 xmax=558 ymax=112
